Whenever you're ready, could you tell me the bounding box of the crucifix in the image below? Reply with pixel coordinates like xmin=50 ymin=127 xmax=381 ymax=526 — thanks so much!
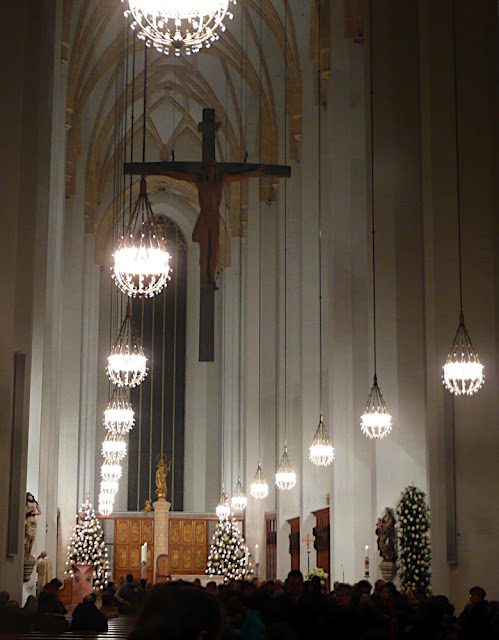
xmin=302 ymin=532 xmax=313 ymax=574
xmin=124 ymin=108 xmax=291 ymax=361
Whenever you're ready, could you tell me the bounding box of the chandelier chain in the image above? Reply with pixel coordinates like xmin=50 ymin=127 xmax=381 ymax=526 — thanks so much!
xmin=369 ymin=0 xmax=377 ymax=377
xmin=129 ymin=35 xmax=136 ymax=215
xmin=142 ymin=41 xmax=147 ymax=164
xmin=317 ymin=0 xmax=324 ymax=411
xmin=283 ymin=0 xmax=288 ymax=445
xmin=451 ymin=0 xmax=464 ymax=314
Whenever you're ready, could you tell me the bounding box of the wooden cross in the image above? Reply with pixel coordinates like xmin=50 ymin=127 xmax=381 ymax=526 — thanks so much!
xmin=124 ymin=108 xmax=291 ymax=361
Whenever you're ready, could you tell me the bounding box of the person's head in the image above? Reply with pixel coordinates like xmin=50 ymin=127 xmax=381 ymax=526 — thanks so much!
xmin=309 ymin=576 xmax=322 ymax=594
xmin=335 ymin=583 xmax=355 ymax=609
xmin=469 ymin=586 xmax=486 ymax=605
xmin=130 ymin=582 xmax=222 ymax=640
xmin=26 ymin=492 xmax=35 ymax=503
xmin=193 ymin=578 xmax=202 ymax=588
xmin=265 ymin=580 xmax=276 ymax=594
xmin=356 ymin=580 xmax=372 ymax=595
xmin=126 ymin=574 xmax=134 ymax=583
xmin=117 ymin=575 xmax=126 ymax=586
xmin=0 ymin=591 xmax=10 ymax=605
xmin=286 ymin=570 xmax=304 ymax=600
xmin=140 ymin=579 xmax=147 ymax=589
xmin=374 ymin=579 xmax=386 ymax=594
xmin=38 ymin=551 xmax=47 ymax=559
xmin=84 ymin=593 xmax=97 ymax=605
xmin=206 ymin=581 xmax=218 ymax=594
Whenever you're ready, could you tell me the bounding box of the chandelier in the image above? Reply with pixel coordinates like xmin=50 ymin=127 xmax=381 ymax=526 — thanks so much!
xmin=231 ymin=477 xmax=247 ymax=513
xmin=275 ymin=445 xmax=297 ymax=491
xmin=442 ymin=1 xmax=484 ymax=396
xmin=113 ymin=176 xmax=171 ymax=298
xmin=309 ymin=414 xmax=334 ymax=466
xmin=107 ymin=302 xmax=147 ymax=387
xmin=361 ymin=375 xmax=392 ymax=439
xmin=443 ymin=312 xmax=484 ymax=395
xmin=250 ymin=462 xmax=269 ymax=500
xmin=102 ymin=433 xmax=128 ymax=463
xmin=101 ymin=463 xmax=123 ymax=483
xmin=98 ymin=491 xmax=115 ymax=516
xmin=103 ymin=386 xmax=135 ymax=434
xmin=215 ymin=487 xmax=231 ymax=520
xmin=361 ymin=3 xmax=392 ymax=440
xmin=100 ymin=479 xmax=119 ymax=495
xmin=122 ymin=0 xmax=236 ymax=56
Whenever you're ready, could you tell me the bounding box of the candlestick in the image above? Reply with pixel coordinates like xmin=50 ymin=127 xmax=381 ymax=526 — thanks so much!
xmin=364 ymin=544 xmax=370 ymax=576
xmin=141 ymin=542 xmax=147 ymax=564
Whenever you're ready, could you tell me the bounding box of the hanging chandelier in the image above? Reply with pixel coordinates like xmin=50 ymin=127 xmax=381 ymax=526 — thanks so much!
xmin=361 ymin=375 xmax=392 ymax=439
xmin=443 ymin=312 xmax=484 ymax=395
xmin=122 ymin=0 xmax=236 ymax=56
xmin=113 ymin=176 xmax=171 ymax=298
xmin=231 ymin=477 xmax=247 ymax=513
xmin=107 ymin=302 xmax=147 ymax=387
xmin=102 ymin=433 xmax=128 ymax=463
xmin=98 ymin=491 xmax=115 ymax=516
xmin=100 ymin=479 xmax=119 ymax=495
xmin=275 ymin=445 xmax=297 ymax=491
xmin=100 ymin=463 xmax=123 ymax=483
xmin=442 ymin=1 xmax=484 ymax=397
xmin=309 ymin=414 xmax=334 ymax=466
xmin=361 ymin=1 xmax=392 ymax=440
xmin=103 ymin=386 xmax=135 ymax=434
xmin=250 ymin=462 xmax=269 ymax=500
xmin=215 ymin=487 xmax=231 ymax=520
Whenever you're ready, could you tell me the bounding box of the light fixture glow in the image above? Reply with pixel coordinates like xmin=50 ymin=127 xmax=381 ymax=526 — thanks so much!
xmin=113 ymin=176 xmax=171 ymax=298
xmin=100 ymin=463 xmax=123 ymax=482
xmin=102 ymin=433 xmax=128 ymax=463
xmin=250 ymin=462 xmax=269 ymax=500
xmin=107 ymin=303 xmax=147 ymax=387
xmin=275 ymin=445 xmax=297 ymax=491
xmin=309 ymin=414 xmax=334 ymax=466
xmin=361 ymin=375 xmax=392 ymax=439
xmin=216 ymin=487 xmax=231 ymax=520
xmin=103 ymin=386 xmax=135 ymax=434
xmin=443 ymin=312 xmax=484 ymax=395
xmin=100 ymin=480 xmax=119 ymax=495
xmin=123 ymin=0 xmax=236 ymax=56
xmin=231 ymin=477 xmax=247 ymax=513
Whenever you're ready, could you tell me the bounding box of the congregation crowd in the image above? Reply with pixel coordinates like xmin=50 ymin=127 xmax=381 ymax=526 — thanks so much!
xmin=0 ymin=571 xmax=497 ymax=639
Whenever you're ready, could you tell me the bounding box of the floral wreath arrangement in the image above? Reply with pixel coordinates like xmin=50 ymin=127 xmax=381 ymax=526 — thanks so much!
xmin=306 ymin=567 xmax=328 ymax=585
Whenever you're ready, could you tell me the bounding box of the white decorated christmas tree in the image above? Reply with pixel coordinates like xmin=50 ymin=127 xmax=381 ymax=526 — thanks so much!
xmin=65 ymin=499 xmax=110 ymax=590
xmin=206 ymin=515 xmax=251 ymax=583
xmin=396 ymin=484 xmax=431 ymax=595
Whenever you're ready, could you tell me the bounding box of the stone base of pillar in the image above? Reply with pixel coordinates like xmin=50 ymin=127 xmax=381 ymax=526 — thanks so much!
xmin=153 ymin=499 xmax=171 ymax=583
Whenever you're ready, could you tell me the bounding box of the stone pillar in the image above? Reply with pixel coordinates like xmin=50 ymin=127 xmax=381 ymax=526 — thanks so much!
xmin=153 ymin=499 xmax=171 ymax=582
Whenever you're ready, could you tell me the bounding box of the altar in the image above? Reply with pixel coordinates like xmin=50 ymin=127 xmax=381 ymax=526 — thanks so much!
xmin=98 ymin=509 xmax=243 ymax=583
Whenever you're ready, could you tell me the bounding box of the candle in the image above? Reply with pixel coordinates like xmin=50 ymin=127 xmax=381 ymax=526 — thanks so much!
xmin=364 ymin=545 xmax=369 ymax=575
xmin=255 ymin=543 xmax=260 ymax=565
xmin=141 ymin=542 xmax=147 ymax=564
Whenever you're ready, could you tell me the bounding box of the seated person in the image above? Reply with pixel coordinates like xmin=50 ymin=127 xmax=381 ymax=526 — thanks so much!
xmin=71 ymin=593 xmax=108 ymax=631
xmin=100 ymin=593 xmax=119 ymax=619
xmin=37 ymin=578 xmax=67 ymax=615
xmin=130 ymin=582 xmax=222 ymax=640
xmin=34 ymin=592 xmax=70 ymax=633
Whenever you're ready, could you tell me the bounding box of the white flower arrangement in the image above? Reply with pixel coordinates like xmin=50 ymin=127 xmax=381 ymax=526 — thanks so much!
xmin=396 ymin=485 xmax=431 ymax=595
xmin=306 ymin=567 xmax=329 ymax=585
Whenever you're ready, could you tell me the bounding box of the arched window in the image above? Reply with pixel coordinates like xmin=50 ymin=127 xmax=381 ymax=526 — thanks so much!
xmin=128 ymin=215 xmax=187 ymax=510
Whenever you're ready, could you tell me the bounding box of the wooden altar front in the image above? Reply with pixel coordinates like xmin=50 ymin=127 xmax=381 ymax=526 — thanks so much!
xmin=100 ymin=512 xmax=244 ymax=582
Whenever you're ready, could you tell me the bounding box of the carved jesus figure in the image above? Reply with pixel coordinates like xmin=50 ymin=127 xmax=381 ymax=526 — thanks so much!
xmin=157 ymin=160 xmax=265 ymax=290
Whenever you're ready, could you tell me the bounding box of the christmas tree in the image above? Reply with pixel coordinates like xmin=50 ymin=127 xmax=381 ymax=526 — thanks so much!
xmin=206 ymin=515 xmax=251 ymax=583
xmin=65 ymin=499 xmax=110 ymax=590
xmin=396 ymin=484 xmax=431 ymax=595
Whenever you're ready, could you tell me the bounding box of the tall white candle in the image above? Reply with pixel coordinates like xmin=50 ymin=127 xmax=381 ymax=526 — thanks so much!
xmin=364 ymin=544 xmax=369 ymax=575
xmin=141 ymin=542 xmax=147 ymax=564
xmin=255 ymin=543 xmax=260 ymax=564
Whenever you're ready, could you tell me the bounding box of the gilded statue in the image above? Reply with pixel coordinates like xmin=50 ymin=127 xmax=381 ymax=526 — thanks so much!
xmin=155 ymin=454 xmax=171 ymax=500
xmin=376 ymin=507 xmax=397 ymax=562
xmin=142 ymin=499 xmax=154 ymax=514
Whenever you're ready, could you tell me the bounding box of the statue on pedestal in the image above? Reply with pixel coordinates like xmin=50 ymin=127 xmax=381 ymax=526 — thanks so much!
xmin=25 ymin=493 xmax=42 ymax=559
xmin=155 ymin=454 xmax=171 ymax=501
